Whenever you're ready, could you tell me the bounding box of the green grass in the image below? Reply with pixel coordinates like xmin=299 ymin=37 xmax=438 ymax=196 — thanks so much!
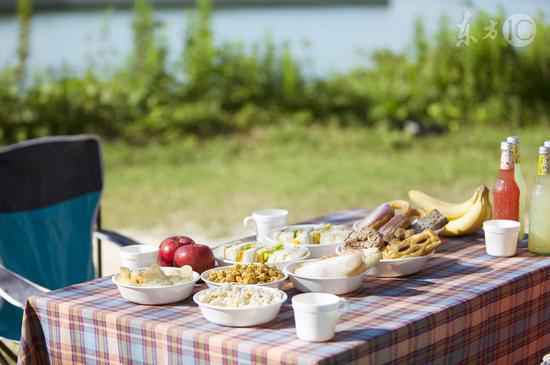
xmin=101 ymin=125 xmax=548 ymax=240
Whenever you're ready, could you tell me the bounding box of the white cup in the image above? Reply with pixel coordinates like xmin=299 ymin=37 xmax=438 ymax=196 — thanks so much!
xmin=120 ymin=245 xmax=158 ymax=269
xmin=243 ymin=209 xmax=288 ymax=244
xmin=292 ymin=292 xmax=348 ymax=342
xmin=483 ymin=220 xmax=520 ymax=257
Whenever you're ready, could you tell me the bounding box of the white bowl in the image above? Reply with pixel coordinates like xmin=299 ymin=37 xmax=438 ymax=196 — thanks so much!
xmin=284 ymin=259 xmax=364 ymax=295
xmin=336 ymin=245 xmax=433 ymax=277
xmin=112 ymin=267 xmax=200 ymax=305
xmin=193 ymin=286 xmax=287 ymax=327
xmin=201 ymin=266 xmax=288 ymax=289
xmin=265 ymin=224 xmax=347 ymax=259
xmin=366 ymin=254 xmax=433 ymax=277
xmin=119 ymin=244 xmax=159 ymax=270
xmin=213 ymin=244 xmax=311 ymax=270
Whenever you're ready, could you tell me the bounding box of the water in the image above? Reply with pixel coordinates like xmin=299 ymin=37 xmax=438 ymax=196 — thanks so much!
xmin=0 ymin=0 xmax=547 ymax=75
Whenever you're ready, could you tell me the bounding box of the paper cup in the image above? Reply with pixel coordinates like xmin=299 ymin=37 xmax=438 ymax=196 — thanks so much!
xmin=120 ymin=245 xmax=158 ymax=269
xmin=483 ymin=220 xmax=520 ymax=257
xmin=292 ymin=293 xmax=347 ymax=342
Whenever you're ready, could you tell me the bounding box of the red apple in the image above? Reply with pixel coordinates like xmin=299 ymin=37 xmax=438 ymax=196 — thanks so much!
xmin=158 ymin=236 xmax=195 ymax=266
xmin=173 ymin=243 xmax=215 ymax=273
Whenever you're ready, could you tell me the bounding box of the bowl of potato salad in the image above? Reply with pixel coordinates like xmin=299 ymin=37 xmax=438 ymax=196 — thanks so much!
xmin=112 ymin=264 xmax=200 ymax=305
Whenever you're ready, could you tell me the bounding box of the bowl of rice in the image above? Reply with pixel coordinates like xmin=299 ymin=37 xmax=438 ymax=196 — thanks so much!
xmin=193 ymin=285 xmax=287 ymax=327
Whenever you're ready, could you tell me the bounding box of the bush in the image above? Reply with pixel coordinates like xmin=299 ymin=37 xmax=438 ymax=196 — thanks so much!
xmin=0 ymin=0 xmax=549 ymax=144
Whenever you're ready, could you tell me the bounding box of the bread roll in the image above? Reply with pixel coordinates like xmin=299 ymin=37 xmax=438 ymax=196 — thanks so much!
xmin=295 ymin=252 xmax=365 ymax=278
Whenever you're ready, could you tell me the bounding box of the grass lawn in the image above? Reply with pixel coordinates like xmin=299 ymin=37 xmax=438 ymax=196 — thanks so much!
xmin=101 ymin=125 xmax=548 ymax=243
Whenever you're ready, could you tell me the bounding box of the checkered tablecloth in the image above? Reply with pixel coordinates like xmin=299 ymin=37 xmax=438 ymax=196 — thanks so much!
xmin=17 ymin=210 xmax=550 ymax=365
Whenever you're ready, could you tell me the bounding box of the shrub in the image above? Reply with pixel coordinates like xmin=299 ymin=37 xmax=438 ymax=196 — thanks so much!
xmin=0 ymin=0 xmax=549 ymax=144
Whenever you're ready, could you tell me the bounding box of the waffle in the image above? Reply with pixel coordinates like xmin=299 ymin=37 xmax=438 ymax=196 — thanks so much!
xmin=382 ymin=229 xmax=442 ymax=259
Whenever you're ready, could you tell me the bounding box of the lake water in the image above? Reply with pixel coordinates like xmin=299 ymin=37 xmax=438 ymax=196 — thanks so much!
xmin=0 ymin=0 xmax=547 ymax=75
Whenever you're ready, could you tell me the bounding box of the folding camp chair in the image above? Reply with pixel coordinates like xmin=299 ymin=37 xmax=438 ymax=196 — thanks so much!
xmin=0 ymin=135 xmax=142 ymax=362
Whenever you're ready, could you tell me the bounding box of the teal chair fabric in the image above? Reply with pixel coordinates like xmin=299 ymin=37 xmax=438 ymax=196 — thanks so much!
xmin=0 ymin=136 xmax=103 ymax=341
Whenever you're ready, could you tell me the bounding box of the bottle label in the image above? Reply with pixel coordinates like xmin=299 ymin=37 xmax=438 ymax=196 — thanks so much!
xmin=500 ymin=150 xmax=513 ymax=170
xmin=537 ymin=154 xmax=550 ymax=176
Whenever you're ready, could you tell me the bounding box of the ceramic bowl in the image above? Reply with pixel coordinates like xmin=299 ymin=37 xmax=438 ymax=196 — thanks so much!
xmin=193 ymin=286 xmax=287 ymax=327
xmin=201 ymin=266 xmax=288 ymax=289
xmin=284 ymin=259 xmax=364 ymax=295
xmin=336 ymin=245 xmax=433 ymax=277
xmin=112 ymin=267 xmax=200 ymax=305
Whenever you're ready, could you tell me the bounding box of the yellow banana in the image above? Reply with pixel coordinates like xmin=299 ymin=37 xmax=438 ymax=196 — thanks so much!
xmin=441 ymin=189 xmax=491 ymax=236
xmin=408 ymin=186 xmax=486 ymax=220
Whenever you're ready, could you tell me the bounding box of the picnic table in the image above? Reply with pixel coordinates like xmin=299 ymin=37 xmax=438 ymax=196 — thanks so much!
xmin=17 ymin=209 xmax=550 ymax=365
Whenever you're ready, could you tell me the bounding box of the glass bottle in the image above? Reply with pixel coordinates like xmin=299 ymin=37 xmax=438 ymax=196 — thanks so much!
xmin=528 ymin=146 xmax=550 ymax=255
xmin=506 ymin=136 xmax=527 ymax=237
xmin=493 ymin=141 xmax=520 ymax=221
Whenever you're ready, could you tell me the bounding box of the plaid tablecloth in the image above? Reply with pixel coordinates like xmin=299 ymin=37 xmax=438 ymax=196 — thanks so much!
xmin=17 ymin=209 xmax=550 ymax=365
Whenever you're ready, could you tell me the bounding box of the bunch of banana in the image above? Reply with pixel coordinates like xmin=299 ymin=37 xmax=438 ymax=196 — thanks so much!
xmin=408 ymin=185 xmax=492 ymax=237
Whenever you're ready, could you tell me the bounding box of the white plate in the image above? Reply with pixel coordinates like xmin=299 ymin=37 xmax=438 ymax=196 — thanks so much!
xmin=213 ymin=243 xmax=311 ymax=270
xmin=336 ymin=244 xmax=434 ymax=277
xmin=284 ymin=259 xmax=364 ymax=295
xmin=113 ymin=267 xmax=200 ymax=305
xmin=201 ymin=266 xmax=288 ymax=289
xmin=193 ymin=286 xmax=287 ymax=327
xmin=265 ymin=224 xmax=349 ymax=259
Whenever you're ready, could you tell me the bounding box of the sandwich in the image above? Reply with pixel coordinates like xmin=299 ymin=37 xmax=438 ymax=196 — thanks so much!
xmin=224 ymin=242 xmax=308 ymax=264
xmin=224 ymin=242 xmax=259 ymax=264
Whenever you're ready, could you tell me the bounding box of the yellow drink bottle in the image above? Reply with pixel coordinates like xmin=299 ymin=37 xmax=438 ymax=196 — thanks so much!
xmin=528 ymin=146 xmax=550 ymax=255
xmin=507 ymin=136 xmax=527 ymax=238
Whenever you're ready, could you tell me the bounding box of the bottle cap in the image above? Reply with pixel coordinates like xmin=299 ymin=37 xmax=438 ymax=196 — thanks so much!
xmin=544 ymin=141 xmax=550 ymax=148
xmin=500 ymin=141 xmax=513 ymax=150
xmin=539 ymin=146 xmax=549 ymax=155
xmin=506 ymin=136 xmax=520 ymax=145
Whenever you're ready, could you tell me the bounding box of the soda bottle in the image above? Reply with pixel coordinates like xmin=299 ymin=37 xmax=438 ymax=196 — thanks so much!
xmin=506 ymin=136 xmax=527 ymax=237
xmin=493 ymin=141 xmax=520 ymax=221
xmin=528 ymin=146 xmax=550 ymax=255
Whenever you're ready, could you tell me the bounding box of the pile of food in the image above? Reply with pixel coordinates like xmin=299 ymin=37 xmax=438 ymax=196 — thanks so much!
xmin=118 ymin=264 xmax=193 ymax=287
xmin=343 ymin=186 xmax=492 ymax=260
xmin=206 ymin=263 xmax=284 ymax=284
xmin=345 ymin=200 xmax=444 ymax=260
xmin=222 ymin=242 xmax=308 ymax=264
xmin=275 ymin=224 xmax=351 ymax=246
xmin=195 ymin=286 xmax=285 ymax=308
xmin=408 ymin=185 xmax=492 ymax=237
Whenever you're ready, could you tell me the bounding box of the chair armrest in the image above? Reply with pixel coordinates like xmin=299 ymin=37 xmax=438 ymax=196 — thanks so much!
xmin=94 ymin=229 xmax=142 ymax=247
xmin=0 ymin=265 xmax=48 ymax=309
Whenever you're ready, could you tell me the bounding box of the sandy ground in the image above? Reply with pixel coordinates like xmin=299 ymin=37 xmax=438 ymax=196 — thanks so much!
xmin=94 ymin=224 xmax=255 ymax=276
